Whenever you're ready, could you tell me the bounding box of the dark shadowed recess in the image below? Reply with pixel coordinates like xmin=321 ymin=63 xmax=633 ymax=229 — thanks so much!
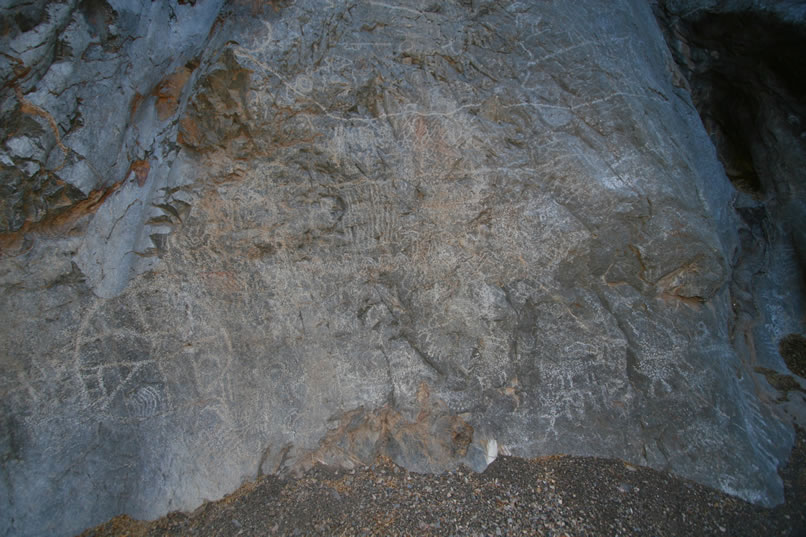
xmin=660 ymin=10 xmax=805 ymax=196
xmin=655 ymin=5 xmax=806 ymax=383
xmin=780 ymin=334 xmax=806 ymax=379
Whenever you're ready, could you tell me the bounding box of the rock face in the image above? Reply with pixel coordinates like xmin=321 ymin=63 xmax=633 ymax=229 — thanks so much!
xmin=654 ymin=0 xmax=806 ymax=445
xmin=0 ymin=1 xmax=804 ymax=536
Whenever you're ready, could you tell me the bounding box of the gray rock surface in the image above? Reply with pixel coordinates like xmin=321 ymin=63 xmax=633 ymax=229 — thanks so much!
xmin=655 ymin=0 xmax=806 ymax=426
xmin=1 ymin=1 xmax=804 ymax=536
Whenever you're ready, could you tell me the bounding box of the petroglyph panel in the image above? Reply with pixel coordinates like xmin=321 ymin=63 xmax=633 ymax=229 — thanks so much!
xmin=2 ymin=0 xmax=803 ymax=535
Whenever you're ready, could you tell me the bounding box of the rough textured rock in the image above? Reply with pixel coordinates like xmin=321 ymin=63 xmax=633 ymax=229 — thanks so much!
xmin=654 ymin=0 xmax=806 ymax=430
xmin=0 ymin=1 xmax=804 ymax=536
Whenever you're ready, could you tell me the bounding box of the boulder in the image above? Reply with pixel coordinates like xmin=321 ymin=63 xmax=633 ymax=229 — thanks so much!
xmin=1 ymin=1 xmax=803 ymax=536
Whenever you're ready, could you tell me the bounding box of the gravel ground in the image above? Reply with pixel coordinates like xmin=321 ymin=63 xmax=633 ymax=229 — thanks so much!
xmin=79 ymin=428 xmax=805 ymax=537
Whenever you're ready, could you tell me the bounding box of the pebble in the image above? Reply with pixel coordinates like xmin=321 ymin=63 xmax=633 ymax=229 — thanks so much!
xmin=79 ymin=440 xmax=806 ymax=537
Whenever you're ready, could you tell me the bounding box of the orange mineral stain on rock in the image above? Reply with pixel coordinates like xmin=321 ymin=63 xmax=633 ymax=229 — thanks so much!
xmin=129 ymin=91 xmax=145 ymax=121
xmin=177 ymin=116 xmax=202 ymax=147
xmin=153 ymin=66 xmax=193 ymax=121
xmin=0 ymin=180 xmax=122 ymax=255
xmin=128 ymin=160 xmax=150 ymax=187
xmin=14 ymin=84 xmax=69 ymax=163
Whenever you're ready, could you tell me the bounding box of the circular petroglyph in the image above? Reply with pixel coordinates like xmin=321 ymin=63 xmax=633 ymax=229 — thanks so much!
xmin=293 ymin=74 xmax=313 ymax=95
xmin=72 ymin=288 xmax=234 ymax=422
xmin=125 ymin=384 xmax=162 ymax=419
